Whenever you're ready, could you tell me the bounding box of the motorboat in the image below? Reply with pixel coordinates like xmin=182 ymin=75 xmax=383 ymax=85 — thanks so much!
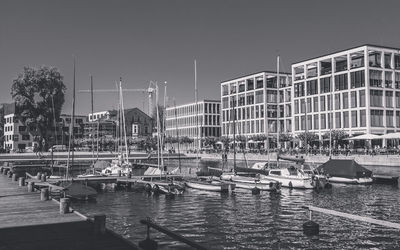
xmin=185 ymin=178 xmax=235 ymax=193
xmin=316 ymin=159 xmax=373 ymax=184
xmin=220 ymin=171 xmax=280 ymax=192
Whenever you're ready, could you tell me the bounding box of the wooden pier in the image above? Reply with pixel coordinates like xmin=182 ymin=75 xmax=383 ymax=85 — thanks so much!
xmin=0 ymin=173 xmax=139 ymax=250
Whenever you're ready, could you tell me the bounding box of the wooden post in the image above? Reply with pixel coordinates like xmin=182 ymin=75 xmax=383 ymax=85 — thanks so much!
xmin=41 ymin=174 xmax=47 ymax=182
xmin=27 ymin=182 xmax=35 ymax=192
xmin=3 ymin=169 xmax=8 ymax=175
xmin=12 ymin=173 xmax=18 ymax=182
xmin=41 ymin=188 xmax=49 ymax=201
xmin=93 ymin=214 xmax=106 ymax=236
xmin=0 ymin=167 xmax=3 ymax=173
xmin=7 ymin=171 xmax=12 ymax=178
xmin=36 ymin=172 xmax=42 ymax=180
xmin=60 ymin=198 xmax=71 ymax=214
xmin=18 ymin=177 xmax=25 ymax=186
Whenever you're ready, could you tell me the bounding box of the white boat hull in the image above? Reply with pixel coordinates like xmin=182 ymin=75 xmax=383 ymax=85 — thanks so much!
xmin=220 ymin=174 xmax=279 ymax=191
xmin=185 ymin=181 xmax=233 ymax=192
xmin=328 ymin=176 xmax=373 ymax=184
xmin=263 ymin=175 xmax=314 ymax=189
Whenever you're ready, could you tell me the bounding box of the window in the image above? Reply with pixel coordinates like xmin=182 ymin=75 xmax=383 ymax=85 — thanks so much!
xmin=370 ymin=110 xmax=383 ymax=127
xmin=395 ymin=73 xmax=400 ymax=89
xmin=307 ymin=63 xmax=318 ymax=78
xmin=294 ymin=82 xmax=305 ymax=97
xmin=335 ymin=112 xmax=341 ymax=129
xmin=246 ymin=93 xmax=254 ymax=105
xmin=395 ymin=54 xmax=400 ymax=70
xmin=320 ymin=96 xmax=326 ymax=111
xmin=19 ymin=126 xmax=26 ymax=132
xmin=370 ymin=90 xmax=383 ymax=107
xmin=300 ymin=99 xmax=305 ymax=113
xmin=385 ymin=71 xmax=393 ymax=88
xmin=314 ymin=114 xmax=319 ymax=129
xmin=301 ymin=115 xmax=306 ymax=130
xmin=384 ymin=53 xmax=392 ymax=69
xmin=222 ymin=97 xmax=229 ymax=109
xmin=267 ymin=90 xmax=277 ymax=103
xmin=386 ymin=91 xmax=393 ymax=108
xmin=369 ymin=50 xmax=381 ymax=67
xmin=397 ymin=111 xmax=400 ymax=127
xmin=320 ymin=77 xmax=331 ymax=93
xmin=359 ymin=90 xmax=366 ymax=107
xmin=342 ymin=92 xmax=348 ymax=109
xmin=387 ymin=110 xmax=394 ymax=127
xmin=396 ymin=92 xmax=400 ymax=108
xmin=222 ymin=85 xmax=229 ymax=95
xmin=313 ymin=97 xmax=318 ymax=112
xmin=295 ymin=117 xmax=299 ymax=131
xmin=256 ymin=77 xmax=263 ymax=89
xmin=370 ymin=70 xmax=382 ymax=87
xmin=266 ymin=76 xmax=277 ymax=88
xmin=351 ymin=91 xmax=357 ymax=108
xmin=335 ymin=93 xmax=341 ymax=110
xmin=343 ymin=111 xmax=349 ymax=128
xmin=307 ymin=98 xmax=312 ymax=112
xmin=247 ymin=78 xmax=254 ymax=91
xmin=335 ymin=73 xmax=348 ymax=90
xmin=350 ymin=70 xmax=365 ymax=88
xmin=307 ymin=115 xmax=312 ymax=130
xmin=335 ymin=56 xmax=347 ymax=72
xmin=321 ymin=114 xmax=326 ymax=129
xmin=239 ymin=82 xmax=245 ymax=92
xmin=351 ymin=51 xmax=365 ymax=69
xmin=294 ymin=66 xmax=305 ymax=81
xmin=360 ymin=110 xmax=367 ymax=127
xmin=238 ymin=94 xmax=245 ymax=106
xmin=307 ymin=80 xmax=318 ymax=95
xmin=255 ymin=90 xmax=263 ymax=104
xmin=230 ymin=83 xmax=237 ymax=94
xmin=320 ymin=59 xmax=332 ymax=75
xmin=327 ymin=95 xmax=332 ymax=110
xmin=351 ymin=111 xmax=357 ymax=128
xmin=294 ymin=100 xmax=299 ymax=114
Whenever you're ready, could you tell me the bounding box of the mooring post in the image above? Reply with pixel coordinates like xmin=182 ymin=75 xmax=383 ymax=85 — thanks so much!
xmin=139 ymin=218 xmax=158 ymax=250
xmin=3 ymin=168 xmax=8 ymax=175
xmin=41 ymin=174 xmax=47 ymax=182
xmin=60 ymin=198 xmax=71 ymax=214
xmin=7 ymin=171 xmax=13 ymax=178
xmin=12 ymin=173 xmax=18 ymax=182
xmin=36 ymin=172 xmax=42 ymax=180
xmin=27 ymin=182 xmax=35 ymax=192
xmin=93 ymin=214 xmax=106 ymax=236
xmin=40 ymin=188 xmax=49 ymax=201
xmin=18 ymin=177 xmax=25 ymax=187
xmin=302 ymin=206 xmax=319 ymax=236
xmin=0 ymin=167 xmax=3 ymax=173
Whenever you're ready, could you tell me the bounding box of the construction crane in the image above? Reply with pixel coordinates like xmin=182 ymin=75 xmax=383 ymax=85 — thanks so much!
xmin=78 ymin=80 xmax=157 ymax=117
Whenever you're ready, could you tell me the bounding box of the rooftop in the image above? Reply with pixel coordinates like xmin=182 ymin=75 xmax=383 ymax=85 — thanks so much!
xmin=221 ymin=70 xmax=291 ymax=84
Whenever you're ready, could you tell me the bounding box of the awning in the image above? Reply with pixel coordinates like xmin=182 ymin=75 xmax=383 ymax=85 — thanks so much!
xmin=380 ymin=132 xmax=400 ymax=139
xmin=247 ymin=140 xmax=255 ymax=143
xmin=347 ymin=133 xmax=382 ymax=140
xmin=215 ymin=141 xmax=223 ymax=145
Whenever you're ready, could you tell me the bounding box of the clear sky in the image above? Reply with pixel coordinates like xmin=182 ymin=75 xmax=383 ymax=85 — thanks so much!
xmin=1 ymin=0 xmax=399 ymax=115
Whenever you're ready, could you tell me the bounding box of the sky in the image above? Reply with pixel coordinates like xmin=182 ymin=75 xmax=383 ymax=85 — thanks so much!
xmin=1 ymin=0 xmax=400 ymax=115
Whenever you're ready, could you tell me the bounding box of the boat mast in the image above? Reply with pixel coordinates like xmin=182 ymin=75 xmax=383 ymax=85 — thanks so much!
xmin=155 ymin=82 xmax=162 ymax=177
xmin=90 ymin=75 xmax=95 ymax=166
xmin=232 ymin=91 xmax=236 ymax=172
xmin=173 ymin=99 xmax=181 ymax=172
xmin=66 ymin=57 xmax=76 ymax=180
xmin=277 ymin=56 xmax=280 ymax=168
xmin=194 ymin=60 xmax=199 ymax=163
xmin=120 ymin=78 xmax=129 ymax=164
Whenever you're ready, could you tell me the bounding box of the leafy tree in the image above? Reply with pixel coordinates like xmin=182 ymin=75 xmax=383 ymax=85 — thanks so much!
xmin=11 ymin=66 xmax=66 ymax=149
xmin=220 ymin=136 xmax=231 ymax=152
xmin=279 ymin=132 xmax=293 ymax=142
xmin=202 ymin=136 xmax=217 ymax=149
xmin=322 ymin=130 xmax=349 ymax=147
xmin=296 ymin=132 xmax=318 ymax=146
xmin=179 ymin=136 xmax=194 ymax=150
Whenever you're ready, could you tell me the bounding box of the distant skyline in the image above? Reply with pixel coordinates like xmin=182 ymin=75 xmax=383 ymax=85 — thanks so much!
xmin=1 ymin=0 xmax=400 ymax=115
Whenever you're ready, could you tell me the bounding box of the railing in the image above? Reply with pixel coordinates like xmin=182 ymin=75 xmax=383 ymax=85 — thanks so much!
xmin=140 ymin=217 xmax=209 ymax=250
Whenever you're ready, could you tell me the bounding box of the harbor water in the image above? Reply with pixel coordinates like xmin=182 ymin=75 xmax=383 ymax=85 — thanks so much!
xmin=73 ymin=159 xmax=400 ymax=249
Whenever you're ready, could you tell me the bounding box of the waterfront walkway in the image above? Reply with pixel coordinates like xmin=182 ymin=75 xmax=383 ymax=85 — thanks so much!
xmin=0 ymin=174 xmax=138 ymax=250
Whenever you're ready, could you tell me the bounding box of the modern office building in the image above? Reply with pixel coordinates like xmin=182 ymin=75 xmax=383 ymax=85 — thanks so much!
xmin=220 ymin=71 xmax=292 ymax=147
xmin=291 ymin=44 xmax=400 ymax=143
xmin=165 ymin=100 xmax=221 ymax=149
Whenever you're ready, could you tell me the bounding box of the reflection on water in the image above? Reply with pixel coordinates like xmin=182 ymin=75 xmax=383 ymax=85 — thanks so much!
xmin=73 ymin=159 xmax=400 ymax=249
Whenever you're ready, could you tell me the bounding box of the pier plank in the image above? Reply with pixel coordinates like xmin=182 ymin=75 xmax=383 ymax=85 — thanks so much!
xmin=0 ymin=175 xmax=139 ymax=249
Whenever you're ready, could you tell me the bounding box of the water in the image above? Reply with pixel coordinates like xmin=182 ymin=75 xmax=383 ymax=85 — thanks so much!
xmin=73 ymin=159 xmax=400 ymax=249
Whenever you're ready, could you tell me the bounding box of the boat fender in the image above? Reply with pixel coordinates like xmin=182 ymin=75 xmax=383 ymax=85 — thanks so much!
xmin=144 ymin=184 xmax=152 ymax=192
xmin=288 ymin=181 xmax=293 ymax=189
xmin=269 ymin=182 xmax=273 ymax=188
xmin=152 ymin=184 xmax=160 ymax=193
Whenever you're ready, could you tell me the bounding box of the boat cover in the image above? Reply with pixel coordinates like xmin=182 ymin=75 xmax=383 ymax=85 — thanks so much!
xmin=60 ymin=182 xmax=97 ymax=200
xmin=316 ymin=159 xmax=372 ymax=179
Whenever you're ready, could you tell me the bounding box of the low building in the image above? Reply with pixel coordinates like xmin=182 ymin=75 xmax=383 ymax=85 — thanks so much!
xmin=165 ymin=100 xmax=221 ymax=150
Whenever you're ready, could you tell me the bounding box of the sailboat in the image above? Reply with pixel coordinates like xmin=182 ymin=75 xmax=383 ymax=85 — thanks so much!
xmin=101 ymin=78 xmax=132 ymax=176
xmin=58 ymin=58 xmax=97 ymax=201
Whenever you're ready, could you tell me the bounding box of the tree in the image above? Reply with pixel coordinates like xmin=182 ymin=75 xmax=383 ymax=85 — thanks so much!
xmin=296 ymin=132 xmax=318 ymax=146
xmin=279 ymin=132 xmax=293 ymax=142
xmin=220 ymin=136 xmax=231 ymax=152
xmin=322 ymin=130 xmax=349 ymax=147
xmin=11 ymin=66 xmax=66 ymax=149
xmin=179 ymin=136 xmax=194 ymax=150
xmin=202 ymin=136 xmax=217 ymax=149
